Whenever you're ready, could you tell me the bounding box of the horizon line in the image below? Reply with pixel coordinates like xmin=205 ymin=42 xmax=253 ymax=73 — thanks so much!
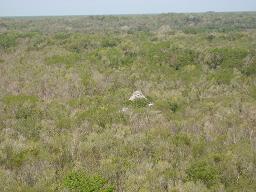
xmin=1 ymin=10 xmax=256 ymax=18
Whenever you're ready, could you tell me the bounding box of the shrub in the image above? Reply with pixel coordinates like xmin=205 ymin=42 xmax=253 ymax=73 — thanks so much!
xmin=2 ymin=95 xmax=42 ymax=138
xmin=65 ymin=34 xmax=101 ymax=52
xmin=97 ymin=48 xmax=124 ymax=69
xmin=45 ymin=101 xmax=73 ymax=130
xmin=186 ymin=161 xmax=220 ymax=187
xmin=241 ymin=57 xmax=256 ymax=76
xmin=145 ymin=43 xmax=198 ymax=70
xmin=183 ymin=27 xmax=204 ymax=34
xmin=1 ymin=146 xmax=38 ymax=170
xmin=101 ymin=37 xmax=119 ymax=48
xmin=169 ymin=48 xmax=199 ymax=70
xmin=207 ymin=48 xmax=248 ymax=69
xmin=203 ymin=51 xmax=223 ymax=69
xmin=29 ymin=34 xmax=48 ymax=50
xmin=15 ymin=117 xmax=42 ymax=139
xmin=0 ymin=33 xmax=17 ymax=50
xmin=192 ymin=139 xmax=207 ymax=158
xmin=242 ymin=65 xmax=256 ymax=76
xmin=169 ymin=101 xmax=178 ymax=113
xmin=3 ymin=95 xmax=39 ymax=105
xmin=206 ymin=34 xmax=215 ymax=42
xmin=183 ymin=181 xmax=209 ymax=192
xmin=3 ymin=95 xmax=40 ymax=119
xmin=250 ymin=87 xmax=256 ymax=100
xmin=45 ymin=53 xmax=80 ymax=67
xmin=76 ymin=104 xmax=126 ymax=128
xmin=63 ymin=171 xmax=113 ymax=192
xmin=127 ymin=99 xmax=149 ymax=108
xmin=56 ymin=116 xmax=73 ymax=130
xmin=213 ymin=69 xmax=233 ymax=85
xmin=172 ymin=133 xmax=191 ymax=146
xmin=2 ymin=146 xmax=28 ymax=169
xmin=54 ymin=32 xmax=71 ymax=40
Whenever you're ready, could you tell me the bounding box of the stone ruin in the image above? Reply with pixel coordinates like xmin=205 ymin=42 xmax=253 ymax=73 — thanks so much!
xmin=129 ymin=90 xmax=146 ymax=101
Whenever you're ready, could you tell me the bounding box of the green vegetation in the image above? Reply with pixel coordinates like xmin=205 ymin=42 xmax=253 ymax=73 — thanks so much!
xmin=186 ymin=161 xmax=219 ymax=187
xmin=0 ymin=12 xmax=256 ymax=191
xmin=46 ymin=53 xmax=81 ymax=68
xmin=63 ymin=171 xmax=113 ymax=192
xmin=0 ymin=32 xmax=18 ymax=50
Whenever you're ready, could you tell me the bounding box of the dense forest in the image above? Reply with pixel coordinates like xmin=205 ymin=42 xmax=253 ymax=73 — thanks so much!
xmin=0 ymin=12 xmax=256 ymax=191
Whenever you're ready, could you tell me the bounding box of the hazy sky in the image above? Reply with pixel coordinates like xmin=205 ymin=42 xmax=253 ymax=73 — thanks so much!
xmin=1 ymin=0 xmax=256 ymax=16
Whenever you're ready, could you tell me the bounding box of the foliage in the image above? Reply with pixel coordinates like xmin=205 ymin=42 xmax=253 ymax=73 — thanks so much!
xmin=208 ymin=48 xmax=248 ymax=69
xmin=2 ymin=95 xmax=42 ymax=138
xmin=0 ymin=12 xmax=256 ymax=192
xmin=46 ymin=53 xmax=80 ymax=67
xmin=168 ymin=101 xmax=179 ymax=113
xmin=186 ymin=161 xmax=220 ymax=187
xmin=127 ymin=99 xmax=150 ymax=108
xmin=3 ymin=95 xmax=40 ymax=119
xmin=213 ymin=68 xmax=233 ymax=84
xmin=0 ymin=33 xmax=17 ymax=50
xmin=63 ymin=171 xmax=113 ymax=192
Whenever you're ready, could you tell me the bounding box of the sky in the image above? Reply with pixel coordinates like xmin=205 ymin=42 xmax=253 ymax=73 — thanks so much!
xmin=1 ymin=0 xmax=256 ymax=17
